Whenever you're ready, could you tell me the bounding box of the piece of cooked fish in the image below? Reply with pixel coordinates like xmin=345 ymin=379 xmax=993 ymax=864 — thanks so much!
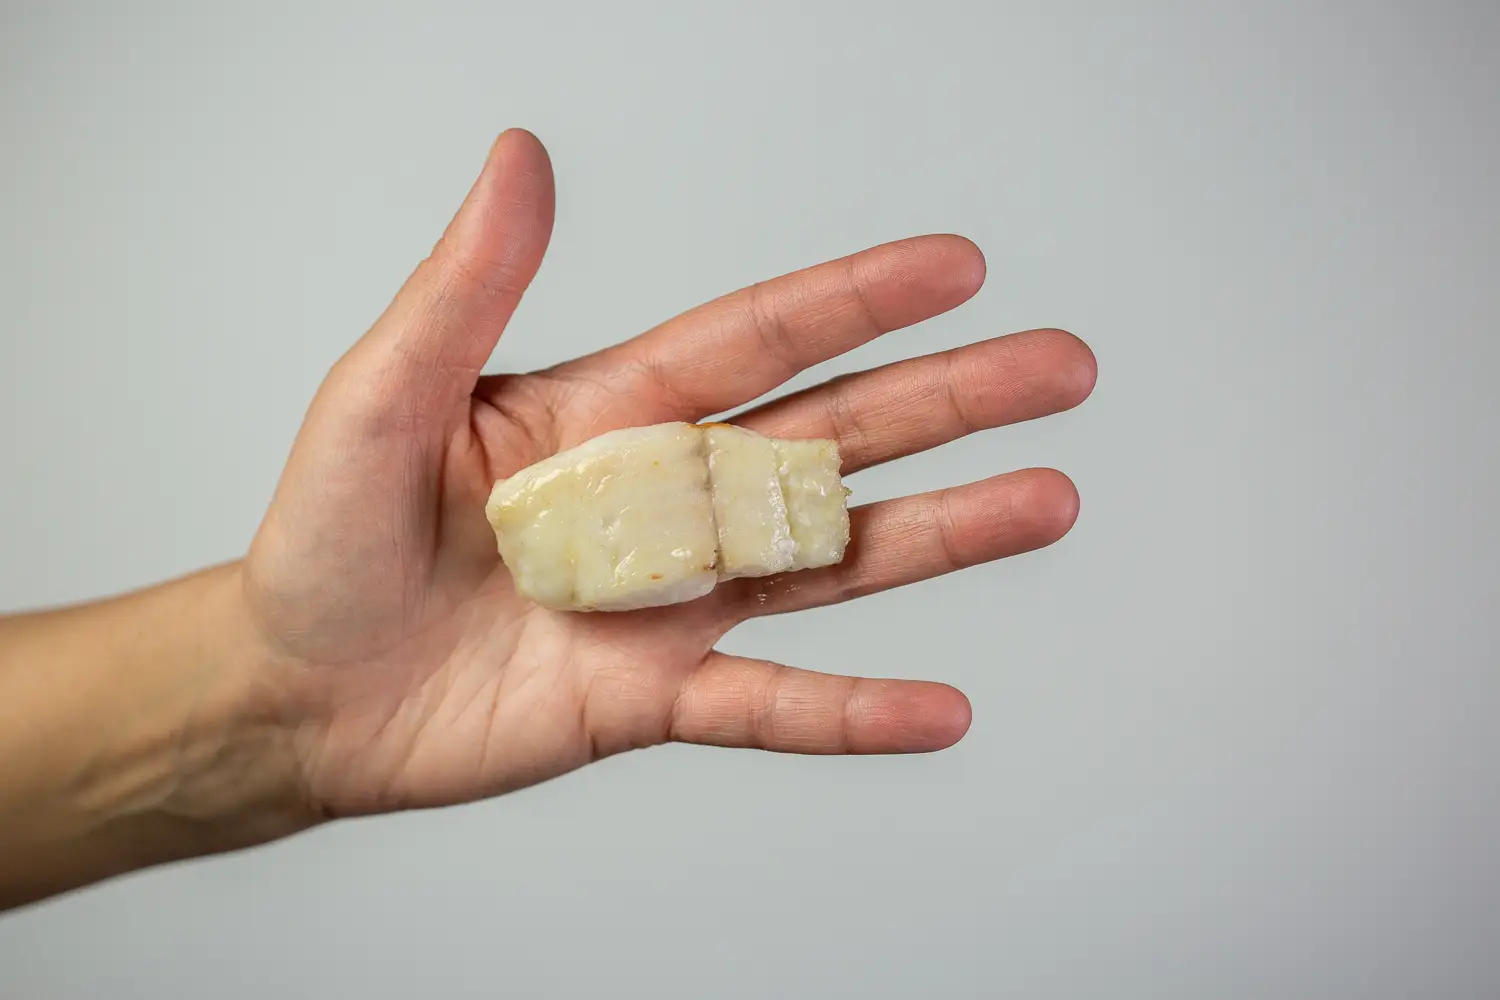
xmin=484 ymin=422 xmax=850 ymax=611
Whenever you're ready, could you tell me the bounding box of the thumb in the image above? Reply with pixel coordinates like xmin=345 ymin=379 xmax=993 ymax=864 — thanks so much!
xmin=350 ymin=128 xmax=556 ymax=415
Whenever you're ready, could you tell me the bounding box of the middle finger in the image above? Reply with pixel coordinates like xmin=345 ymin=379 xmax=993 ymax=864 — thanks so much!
xmin=733 ymin=327 xmax=1096 ymax=474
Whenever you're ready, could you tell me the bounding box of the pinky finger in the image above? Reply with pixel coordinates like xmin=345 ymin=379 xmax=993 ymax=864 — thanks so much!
xmin=669 ymin=653 xmax=971 ymax=754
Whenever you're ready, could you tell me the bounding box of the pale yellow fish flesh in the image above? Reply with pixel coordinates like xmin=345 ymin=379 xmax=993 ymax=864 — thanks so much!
xmin=484 ymin=422 xmax=851 ymax=611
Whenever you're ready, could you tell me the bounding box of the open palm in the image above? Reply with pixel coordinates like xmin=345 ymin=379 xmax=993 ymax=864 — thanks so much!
xmin=242 ymin=130 xmax=1096 ymax=819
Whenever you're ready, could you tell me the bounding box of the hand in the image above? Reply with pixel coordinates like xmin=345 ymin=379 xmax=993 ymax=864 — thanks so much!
xmin=244 ymin=130 xmax=1097 ymax=818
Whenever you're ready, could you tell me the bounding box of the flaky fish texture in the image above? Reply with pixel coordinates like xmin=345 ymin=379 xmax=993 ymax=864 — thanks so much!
xmin=484 ymin=422 xmax=851 ymax=611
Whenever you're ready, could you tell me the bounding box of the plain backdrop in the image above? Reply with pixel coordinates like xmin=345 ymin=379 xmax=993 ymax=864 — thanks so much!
xmin=2 ymin=3 xmax=1498 ymax=998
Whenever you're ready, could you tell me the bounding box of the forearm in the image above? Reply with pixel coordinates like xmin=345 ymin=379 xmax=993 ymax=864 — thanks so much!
xmin=0 ymin=563 xmax=317 ymax=910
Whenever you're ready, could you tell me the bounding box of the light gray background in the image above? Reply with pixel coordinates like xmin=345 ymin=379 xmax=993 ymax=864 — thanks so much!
xmin=2 ymin=2 xmax=1497 ymax=997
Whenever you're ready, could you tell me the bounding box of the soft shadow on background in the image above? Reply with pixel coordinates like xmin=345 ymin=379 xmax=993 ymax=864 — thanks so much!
xmin=2 ymin=3 xmax=1497 ymax=998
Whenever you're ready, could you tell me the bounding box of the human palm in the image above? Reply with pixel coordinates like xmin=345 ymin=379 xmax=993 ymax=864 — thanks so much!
xmin=241 ymin=130 xmax=1096 ymax=819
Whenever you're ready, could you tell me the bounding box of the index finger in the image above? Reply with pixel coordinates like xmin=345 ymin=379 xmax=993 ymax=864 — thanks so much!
xmin=553 ymin=234 xmax=986 ymax=422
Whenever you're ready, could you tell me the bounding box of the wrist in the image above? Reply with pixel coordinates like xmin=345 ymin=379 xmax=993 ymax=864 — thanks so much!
xmin=135 ymin=561 xmax=325 ymax=849
xmin=0 ymin=562 xmax=322 ymax=908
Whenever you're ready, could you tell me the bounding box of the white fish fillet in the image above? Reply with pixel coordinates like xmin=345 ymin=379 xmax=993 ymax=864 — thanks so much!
xmin=704 ymin=423 xmax=796 ymax=579
xmin=485 ymin=422 xmax=850 ymax=611
xmin=773 ymin=438 xmax=849 ymax=572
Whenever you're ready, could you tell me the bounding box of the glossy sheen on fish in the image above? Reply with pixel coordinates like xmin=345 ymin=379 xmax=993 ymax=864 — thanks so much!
xmin=484 ymin=422 xmax=850 ymax=611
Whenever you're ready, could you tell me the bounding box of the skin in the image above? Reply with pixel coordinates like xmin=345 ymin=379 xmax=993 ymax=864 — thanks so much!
xmin=0 ymin=130 xmax=1096 ymax=911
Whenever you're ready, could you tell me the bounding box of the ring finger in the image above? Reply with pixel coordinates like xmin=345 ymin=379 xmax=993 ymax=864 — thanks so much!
xmin=714 ymin=467 xmax=1080 ymax=619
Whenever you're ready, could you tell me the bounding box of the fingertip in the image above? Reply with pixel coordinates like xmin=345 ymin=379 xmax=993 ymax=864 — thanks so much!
xmin=448 ymin=128 xmax=556 ymax=261
xmin=927 ymin=682 xmax=973 ymax=751
xmin=917 ymin=234 xmax=986 ymax=306
xmin=872 ymin=679 xmax=973 ymax=753
xmin=1024 ymin=328 xmax=1098 ymax=406
xmin=933 ymin=233 xmax=987 ymax=300
xmin=1018 ymin=467 xmax=1082 ymax=543
xmin=492 ymin=127 xmax=551 ymax=168
xmin=481 ymin=130 xmax=555 ymax=203
xmin=496 ymin=126 xmax=542 ymax=144
xmin=850 ymin=234 xmax=987 ymax=335
xmin=1061 ymin=330 xmax=1099 ymax=405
